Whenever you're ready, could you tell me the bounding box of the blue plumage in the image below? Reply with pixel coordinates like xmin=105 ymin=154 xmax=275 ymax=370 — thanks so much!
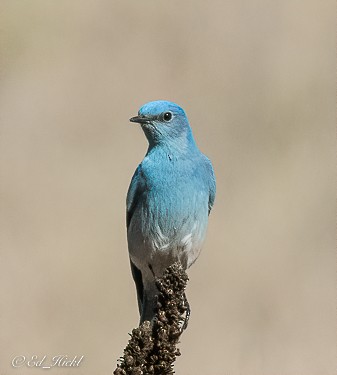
xmin=127 ymin=100 xmax=216 ymax=323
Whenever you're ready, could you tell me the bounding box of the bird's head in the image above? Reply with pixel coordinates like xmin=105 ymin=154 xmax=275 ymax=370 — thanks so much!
xmin=130 ymin=100 xmax=194 ymax=148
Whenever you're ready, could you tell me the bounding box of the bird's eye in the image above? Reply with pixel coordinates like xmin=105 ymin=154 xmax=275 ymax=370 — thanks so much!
xmin=163 ymin=112 xmax=172 ymax=122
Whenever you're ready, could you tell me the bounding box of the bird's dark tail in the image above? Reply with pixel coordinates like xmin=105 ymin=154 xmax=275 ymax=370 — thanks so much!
xmin=140 ymin=283 xmax=159 ymax=324
xmin=130 ymin=259 xmax=144 ymax=315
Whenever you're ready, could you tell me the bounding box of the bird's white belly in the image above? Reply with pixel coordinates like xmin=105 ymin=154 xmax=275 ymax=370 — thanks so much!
xmin=128 ymin=214 xmax=207 ymax=277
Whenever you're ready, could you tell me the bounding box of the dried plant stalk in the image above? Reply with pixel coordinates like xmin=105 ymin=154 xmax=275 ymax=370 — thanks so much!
xmin=114 ymin=262 xmax=189 ymax=375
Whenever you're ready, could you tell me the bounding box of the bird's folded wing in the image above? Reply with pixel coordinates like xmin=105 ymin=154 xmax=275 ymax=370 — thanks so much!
xmin=203 ymin=156 xmax=216 ymax=215
xmin=126 ymin=164 xmax=146 ymax=228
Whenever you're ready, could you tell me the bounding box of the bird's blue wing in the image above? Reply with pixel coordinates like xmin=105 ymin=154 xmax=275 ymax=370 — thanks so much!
xmin=126 ymin=164 xmax=145 ymax=228
xmin=126 ymin=164 xmax=146 ymax=318
xmin=203 ymin=156 xmax=216 ymax=215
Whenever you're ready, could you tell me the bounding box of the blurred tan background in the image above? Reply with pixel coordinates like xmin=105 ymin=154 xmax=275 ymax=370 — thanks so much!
xmin=0 ymin=1 xmax=335 ymax=374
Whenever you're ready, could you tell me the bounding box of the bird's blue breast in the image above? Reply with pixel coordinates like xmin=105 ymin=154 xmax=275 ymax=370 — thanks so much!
xmin=127 ymin=146 xmax=210 ymax=263
xmin=142 ymin=151 xmax=208 ymax=230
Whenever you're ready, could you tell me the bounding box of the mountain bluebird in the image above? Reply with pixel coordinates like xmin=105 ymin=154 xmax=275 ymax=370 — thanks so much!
xmin=127 ymin=100 xmax=216 ymax=324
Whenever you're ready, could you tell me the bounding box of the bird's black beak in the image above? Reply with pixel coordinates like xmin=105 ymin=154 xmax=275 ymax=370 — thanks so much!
xmin=129 ymin=115 xmax=150 ymax=124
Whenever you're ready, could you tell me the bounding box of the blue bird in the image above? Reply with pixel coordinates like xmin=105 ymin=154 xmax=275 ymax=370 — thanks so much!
xmin=127 ymin=100 xmax=216 ymax=324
